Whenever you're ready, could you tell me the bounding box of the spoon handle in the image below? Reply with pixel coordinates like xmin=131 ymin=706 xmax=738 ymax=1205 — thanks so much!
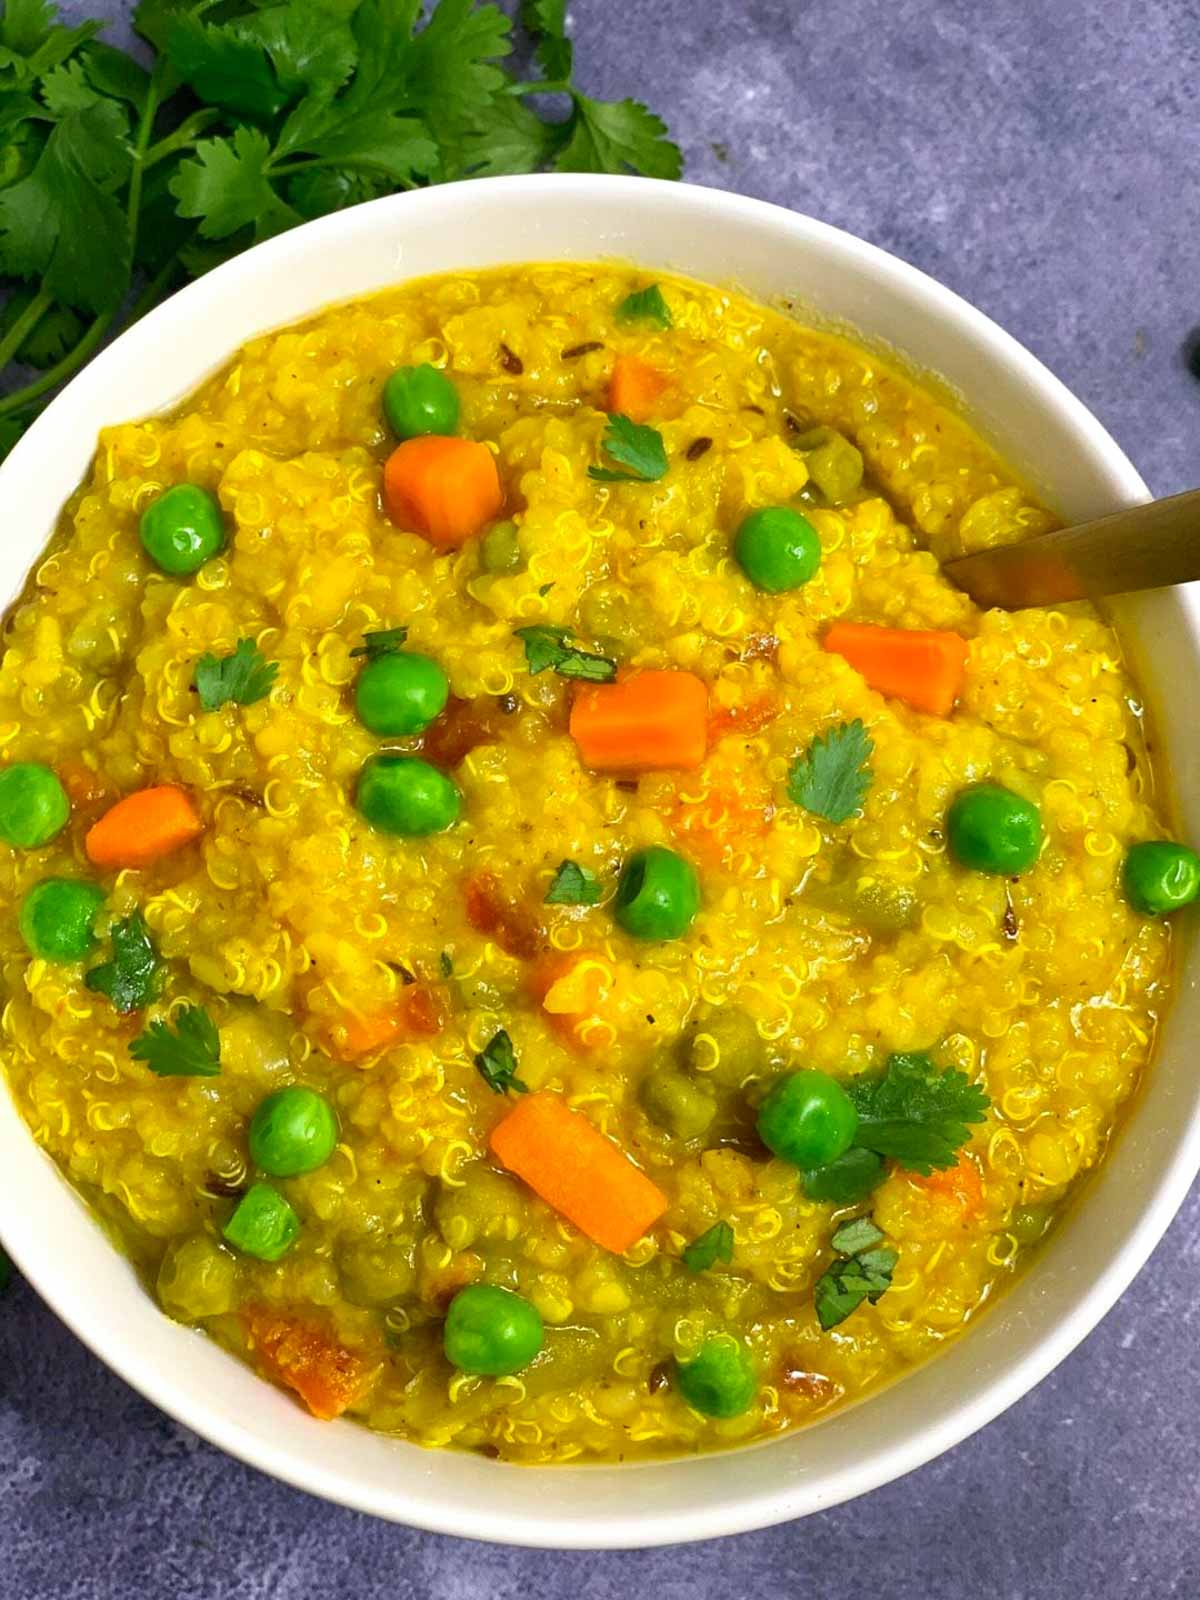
xmin=942 ymin=487 xmax=1200 ymax=609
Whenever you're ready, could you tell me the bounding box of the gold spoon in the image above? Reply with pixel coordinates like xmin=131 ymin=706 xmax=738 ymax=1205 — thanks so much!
xmin=941 ymin=488 xmax=1200 ymax=609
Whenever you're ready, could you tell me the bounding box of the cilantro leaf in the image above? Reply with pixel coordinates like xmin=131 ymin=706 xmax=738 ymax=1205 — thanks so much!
xmin=848 ymin=1052 xmax=990 ymax=1175
xmin=801 ymin=1146 xmax=885 ymax=1205
xmin=521 ymin=0 xmax=572 ymax=81
xmin=0 ymin=4 xmax=98 ymax=90
xmin=130 ymin=1003 xmax=221 ymax=1077
xmin=545 ymin=859 xmax=601 ymax=905
xmin=79 ymin=41 xmax=152 ymax=111
xmin=616 ymin=283 xmax=672 ymax=329
xmin=814 ymin=1215 xmax=897 ymax=1330
xmin=85 ymin=913 xmax=161 ymax=1015
xmin=513 ymin=624 xmax=616 ymax=683
xmin=556 ymin=95 xmax=682 ymax=180
xmin=236 ymin=2 xmax=358 ymax=101
xmin=474 ymin=1027 xmax=529 ymax=1095
xmin=194 ymin=638 xmax=279 ymax=711
xmin=439 ymin=950 xmax=453 ymax=978
xmin=588 ymin=413 xmax=668 ymax=484
xmin=0 ymin=101 xmax=131 ymax=312
xmin=171 ymin=126 xmax=300 ymax=241
xmin=786 ymin=720 xmax=874 ymax=824
xmin=162 ymin=12 xmax=290 ymax=123
xmin=460 ymin=92 xmax=561 ymax=178
xmin=682 ymin=1220 xmax=734 ymax=1274
xmin=350 ymin=625 xmax=408 ymax=660
xmin=39 ymin=57 xmax=106 ymax=116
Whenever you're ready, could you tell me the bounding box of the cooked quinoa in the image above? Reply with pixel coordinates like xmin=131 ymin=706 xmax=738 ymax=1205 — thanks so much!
xmin=0 ymin=263 xmax=1174 ymax=1462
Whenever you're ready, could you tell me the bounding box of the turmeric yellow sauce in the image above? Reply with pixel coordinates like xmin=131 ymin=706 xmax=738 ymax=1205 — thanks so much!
xmin=0 ymin=264 xmax=1172 ymax=1460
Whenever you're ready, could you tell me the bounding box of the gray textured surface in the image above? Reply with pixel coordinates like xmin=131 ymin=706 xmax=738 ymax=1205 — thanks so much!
xmin=4 ymin=0 xmax=1200 ymax=1594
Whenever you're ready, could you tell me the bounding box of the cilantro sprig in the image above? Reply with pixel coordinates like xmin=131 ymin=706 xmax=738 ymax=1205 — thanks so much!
xmin=847 ymin=1051 xmax=990 ymax=1175
xmin=194 ymin=638 xmax=278 ymax=711
xmin=0 ymin=2 xmax=679 ymax=455
xmin=85 ymin=912 xmax=161 ymax=1014
xmin=787 ymin=720 xmax=874 ymax=823
xmin=474 ymin=1027 xmax=529 ymax=1096
xmin=350 ymin=625 xmax=408 ymax=661
xmin=588 ymin=414 xmax=669 ymax=484
xmin=682 ymin=1220 xmax=734 ymax=1274
xmin=814 ymin=1216 xmax=897 ymax=1331
xmin=514 ymin=625 xmax=617 ymax=683
xmin=616 ymin=283 xmax=672 ymax=329
xmin=130 ymin=1003 xmax=221 ymax=1077
xmin=545 ymin=859 xmax=602 ymax=905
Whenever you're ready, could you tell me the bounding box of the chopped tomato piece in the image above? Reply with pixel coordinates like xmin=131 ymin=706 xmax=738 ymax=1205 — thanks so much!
xmin=528 ymin=949 xmax=616 ymax=1051
xmin=464 ymin=869 xmax=543 ymax=960
xmin=327 ymin=984 xmax=444 ymax=1062
xmin=909 ymin=1153 xmax=984 ymax=1213
xmin=707 ymin=692 xmax=779 ymax=744
xmin=242 ymin=1306 xmax=374 ymax=1421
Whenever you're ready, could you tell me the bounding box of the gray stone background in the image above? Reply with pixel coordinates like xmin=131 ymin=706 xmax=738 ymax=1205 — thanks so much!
xmin=4 ymin=0 xmax=1200 ymax=1595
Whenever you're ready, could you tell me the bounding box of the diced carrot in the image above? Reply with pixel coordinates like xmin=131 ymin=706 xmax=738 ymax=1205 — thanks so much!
xmin=242 ymin=1306 xmax=375 ymax=1421
xmin=707 ymin=692 xmax=780 ymax=744
xmin=464 ymin=869 xmax=544 ymax=960
xmin=528 ymin=948 xmax=616 ymax=1051
xmin=382 ymin=435 xmax=503 ymax=549
xmin=608 ymin=354 xmax=666 ymax=423
xmin=85 ymin=784 xmax=203 ymax=868
xmin=570 ymin=670 xmax=708 ymax=773
xmin=490 ymin=1091 xmax=668 ymax=1253
xmin=822 ymin=622 xmax=968 ymax=717
xmin=328 ymin=984 xmax=444 ymax=1062
xmin=910 ymin=1153 xmax=984 ymax=1213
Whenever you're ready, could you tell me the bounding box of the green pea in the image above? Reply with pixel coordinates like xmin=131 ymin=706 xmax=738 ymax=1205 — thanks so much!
xmin=640 ymin=1065 xmax=716 ymax=1139
xmin=0 ymin=762 xmax=69 ymax=848
xmin=138 ymin=484 xmax=225 ymax=576
xmin=793 ymin=426 xmax=864 ymax=504
xmin=19 ymin=877 xmax=105 ymax=962
xmin=355 ymin=652 xmax=449 ymax=737
xmin=478 ymin=519 xmax=523 ymax=574
xmin=801 ymin=1146 xmax=885 ymax=1204
xmin=355 ymin=754 xmax=461 ymax=837
xmin=675 ymin=1334 xmax=757 ymax=1418
xmin=443 ymin=1283 xmax=543 ymax=1376
xmin=679 ymin=1006 xmax=766 ymax=1087
xmin=733 ymin=506 xmax=821 ymax=593
xmin=383 ymin=363 xmax=460 ymax=439
xmin=947 ymin=783 xmax=1042 ymax=875
xmin=1123 ymin=840 xmax=1200 ymax=916
xmin=1009 ymin=1204 xmax=1053 ymax=1245
xmin=222 ymin=1182 xmax=299 ymax=1261
xmin=757 ymin=1069 xmax=858 ymax=1168
xmin=614 ymin=845 xmax=700 ymax=940
xmin=248 ymin=1086 xmax=338 ymax=1178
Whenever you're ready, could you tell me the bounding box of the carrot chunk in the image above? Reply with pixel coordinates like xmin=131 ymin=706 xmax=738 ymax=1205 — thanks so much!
xmin=382 ymin=435 xmax=503 ymax=549
xmin=823 ymin=622 xmax=968 ymax=717
xmin=910 ymin=1153 xmax=984 ymax=1213
xmin=242 ymin=1306 xmax=374 ymax=1420
xmin=569 ymin=669 xmax=707 ymax=772
xmin=328 ymin=984 xmax=444 ymax=1062
xmin=528 ymin=948 xmax=616 ymax=1052
xmin=85 ymin=784 xmax=203 ymax=868
xmin=490 ymin=1091 xmax=668 ymax=1253
xmin=608 ymin=355 xmax=666 ymax=423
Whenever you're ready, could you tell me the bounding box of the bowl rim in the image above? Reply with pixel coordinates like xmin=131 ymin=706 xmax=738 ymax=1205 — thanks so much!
xmin=2 ymin=171 xmax=1197 ymax=1550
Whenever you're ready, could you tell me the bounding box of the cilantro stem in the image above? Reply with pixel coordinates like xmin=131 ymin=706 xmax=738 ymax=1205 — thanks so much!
xmin=0 ymin=252 xmax=183 ymax=421
xmin=127 ymin=65 xmax=166 ymax=246
xmin=143 ymin=109 xmax=221 ymax=171
xmin=504 ymin=80 xmax=573 ymax=95
xmin=0 ymin=284 xmax=54 ymax=371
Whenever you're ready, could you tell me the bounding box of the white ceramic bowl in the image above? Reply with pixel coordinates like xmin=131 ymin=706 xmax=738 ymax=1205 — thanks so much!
xmin=1 ymin=175 xmax=1197 ymax=1549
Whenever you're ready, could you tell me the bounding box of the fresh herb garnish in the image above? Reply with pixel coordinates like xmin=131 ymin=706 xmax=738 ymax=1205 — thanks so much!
xmin=545 ymin=859 xmax=602 ymax=905
xmin=0 ymin=2 xmax=678 ymax=457
xmin=514 ymin=625 xmax=617 ymax=683
xmin=682 ymin=1220 xmax=734 ymax=1274
xmin=474 ymin=1027 xmax=529 ymax=1096
xmin=848 ymin=1052 xmax=990 ymax=1175
xmin=194 ymin=638 xmax=278 ymax=711
xmin=439 ymin=950 xmax=454 ymax=978
xmin=801 ymin=1146 xmax=886 ymax=1205
xmin=85 ymin=912 xmax=160 ymax=1014
xmin=786 ymin=719 xmax=874 ymax=823
xmin=814 ymin=1215 xmax=897 ymax=1331
xmin=130 ymin=1003 xmax=221 ymax=1077
xmin=350 ymin=625 xmax=408 ymax=661
xmin=616 ymin=283 xmax=672 ymax=329
xmin=588 ymin=413 xmax=669 ymax=483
